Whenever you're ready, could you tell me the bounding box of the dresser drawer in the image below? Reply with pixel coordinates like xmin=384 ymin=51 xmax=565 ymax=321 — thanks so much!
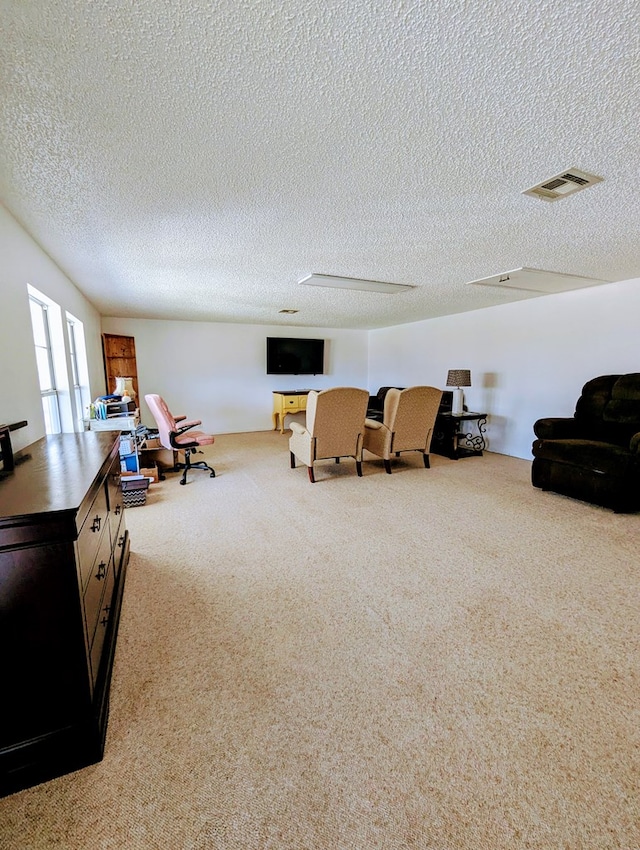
xmin=283 ymin=396 xmax=301 ymax=412
xmin=107 ymin=469 xmax=124 ymax=546
xmin=89 ymin=559 xmax=115 ymax=686
xmin=83 ymin=526 xmax=113 ymax=647
xmin=110 ymin=512 xmax=127 ymax=580
xmin=77 ymin=484 xmax=109 ymax=591
xmin=107 ymin=464 xmax=123 ymax=514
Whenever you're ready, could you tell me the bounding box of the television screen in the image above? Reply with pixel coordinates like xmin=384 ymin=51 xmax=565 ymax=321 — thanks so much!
xmin=266 ymin=337 xmax=325 ymax=375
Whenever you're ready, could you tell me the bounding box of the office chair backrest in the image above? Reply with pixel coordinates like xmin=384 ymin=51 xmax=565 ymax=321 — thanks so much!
xmin=145 ymin=393 xmax=177 ymax=451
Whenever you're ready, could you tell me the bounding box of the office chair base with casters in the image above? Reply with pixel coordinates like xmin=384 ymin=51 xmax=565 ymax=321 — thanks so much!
xmin=176 ymin=446 xmax=216 ymax=485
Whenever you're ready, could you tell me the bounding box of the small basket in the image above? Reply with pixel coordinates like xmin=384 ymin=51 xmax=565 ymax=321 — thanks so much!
xmin=121 ymin=475 xmax=150 ymax=508
xmin=122 ymin=489 xmax=147 ymax=508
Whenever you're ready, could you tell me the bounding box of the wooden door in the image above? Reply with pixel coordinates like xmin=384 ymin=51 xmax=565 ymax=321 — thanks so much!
xmin=102 ymin=334 xmax=138 ymax=399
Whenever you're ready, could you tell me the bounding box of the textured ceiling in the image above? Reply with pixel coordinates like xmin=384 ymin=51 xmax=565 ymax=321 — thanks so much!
xmin=1 ymin=0 xmax=639 ymax=329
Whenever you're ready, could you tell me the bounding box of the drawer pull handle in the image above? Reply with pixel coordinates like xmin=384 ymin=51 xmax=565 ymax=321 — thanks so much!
xmin=91 ymin=515 xmax=102 ymax=532
xmin=96 ymin=561 xmax=107 ymax=580
xmin=115 ymin=505 xmax=121 ymax=515
xmin=118 ymin=535 xmax=125 ymax=548
xmin=100 ymin=616 xmax=109 ymax=627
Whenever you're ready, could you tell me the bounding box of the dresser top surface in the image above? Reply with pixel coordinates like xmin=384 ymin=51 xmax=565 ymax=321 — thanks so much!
xmin=0 ymin=432 xmax=117 ymax=522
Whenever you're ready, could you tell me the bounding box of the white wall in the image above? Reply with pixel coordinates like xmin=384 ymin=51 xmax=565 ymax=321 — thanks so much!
xmin=4 ymin=194 xmax=636 ymax=459
xmin=0 ymin=204 xmax=104 ymax=452
xmin=369 ymin=277 xmax=640 ymax=460
xmin=100 ymin=317 xmax=369 ymax=434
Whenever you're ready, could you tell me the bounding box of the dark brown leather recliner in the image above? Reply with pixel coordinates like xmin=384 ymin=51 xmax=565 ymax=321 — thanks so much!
xmin=532 ymin=373 xmax=640 ymax=512
xmin=366 ymin=387 xmax=405 ymax=422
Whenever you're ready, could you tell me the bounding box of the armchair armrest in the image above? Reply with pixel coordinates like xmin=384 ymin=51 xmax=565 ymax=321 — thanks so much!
xmin=290 ymin=421 xmax=307 ymax=436
xmin=630 ymin=432 xmax=640 ymax=454
xmin=533 ymin=417 xmax=581 ymax=440
xmin=172 ymin=419 xmax=202 ymax=439
xmin=174 ymin=414 xmax=187 ymax=422
xmin=364 ymin=418 xmax=384 ymax=430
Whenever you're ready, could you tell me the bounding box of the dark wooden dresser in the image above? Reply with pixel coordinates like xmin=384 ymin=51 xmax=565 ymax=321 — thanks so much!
xmin=0 ymin=431 xmax=130 ymax=797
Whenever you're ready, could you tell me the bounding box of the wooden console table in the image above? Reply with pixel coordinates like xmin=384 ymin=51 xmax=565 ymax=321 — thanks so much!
xmin=432 ymin=411 xmax=488 ymax=459
xmin=272 ymin=390 xmax=315 ymax=434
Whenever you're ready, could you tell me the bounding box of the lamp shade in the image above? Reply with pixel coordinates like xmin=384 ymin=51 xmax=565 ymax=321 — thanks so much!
xmin=446 ymin=369 xmax=471 ymax=388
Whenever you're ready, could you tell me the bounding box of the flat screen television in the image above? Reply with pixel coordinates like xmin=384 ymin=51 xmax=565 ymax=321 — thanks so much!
xmin=266 ymin=337 xmax=325 ymax=375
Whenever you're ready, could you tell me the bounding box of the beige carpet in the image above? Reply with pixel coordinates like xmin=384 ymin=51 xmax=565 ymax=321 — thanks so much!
xmin=1 ymin=431 xmax=638 ymax=849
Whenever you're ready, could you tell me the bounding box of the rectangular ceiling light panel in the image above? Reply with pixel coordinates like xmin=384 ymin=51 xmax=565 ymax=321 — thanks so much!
xmin=467 ymin=267 xmax=611 ymax=294
xmin=299 ymin=274 xmax=415 ymax=294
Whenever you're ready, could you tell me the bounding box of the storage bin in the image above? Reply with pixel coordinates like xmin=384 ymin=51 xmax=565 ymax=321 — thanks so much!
xmin=122 ymin=489 xmax=147 ymax=508
xmin=121 ymin=475 xmax=149 ymax=508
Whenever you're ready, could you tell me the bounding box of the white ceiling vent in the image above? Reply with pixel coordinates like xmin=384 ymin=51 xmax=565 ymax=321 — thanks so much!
xmin=522 ymin=168 xmax=603 ymax=201
xmin=466 ymin=267 xmax=611 ymax=294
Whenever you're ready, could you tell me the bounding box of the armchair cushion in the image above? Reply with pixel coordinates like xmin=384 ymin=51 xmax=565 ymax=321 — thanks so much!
xmin=533 ymin=417 xmax=583 ymax=440
xmin=532 ymin=438 xmax=637 ymax=477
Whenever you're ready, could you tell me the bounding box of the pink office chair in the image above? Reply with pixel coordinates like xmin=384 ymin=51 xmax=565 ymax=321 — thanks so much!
xmin=145 ymin=394 xmax=215 ymax=485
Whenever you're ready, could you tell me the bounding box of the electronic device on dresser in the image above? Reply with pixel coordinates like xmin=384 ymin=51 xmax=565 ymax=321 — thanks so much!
xmin=0 ymin=420 xmax=28 ymax=477
xmin=0 ymin=431 xmax=130 ymax=797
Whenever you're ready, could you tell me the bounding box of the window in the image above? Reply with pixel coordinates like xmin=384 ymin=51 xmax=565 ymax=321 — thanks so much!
xmin=29 ymin=295 xmax=62 ymax=434
xmin=67 ymin=315 xmax=89 ymax=427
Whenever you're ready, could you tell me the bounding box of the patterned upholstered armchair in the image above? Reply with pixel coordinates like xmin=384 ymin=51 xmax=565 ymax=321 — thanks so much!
xmin=289 ymin=387 xmax=370 ymax=483
xmin=363 ymin=386 xmax=443 ymax=473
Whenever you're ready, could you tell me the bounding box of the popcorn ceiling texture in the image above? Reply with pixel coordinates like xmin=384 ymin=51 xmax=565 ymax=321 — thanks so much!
xmin=1 ymin=0 xmax=639 ymax=328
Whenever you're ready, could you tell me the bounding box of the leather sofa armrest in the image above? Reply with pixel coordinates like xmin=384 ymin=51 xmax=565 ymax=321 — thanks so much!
xmin=630 ymin=432 xmax=640 ymax=453
xmin=533 ymin=417 xmax=580 ymax=439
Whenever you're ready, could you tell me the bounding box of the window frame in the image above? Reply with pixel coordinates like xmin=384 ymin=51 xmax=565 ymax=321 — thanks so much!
xmin=29 ymin=294 xmax=62 ymax=435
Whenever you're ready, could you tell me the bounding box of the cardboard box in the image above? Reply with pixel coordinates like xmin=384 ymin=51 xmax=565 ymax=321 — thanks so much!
xmin=139 ymin=464 xmax=159 ymax=484
xmin=141 ymin=437 xmax=162 ymax=449
xmin=140 ymin=447 xmax=184 ymax=470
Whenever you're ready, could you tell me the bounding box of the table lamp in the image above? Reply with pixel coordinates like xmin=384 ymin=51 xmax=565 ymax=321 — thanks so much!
xmin=114 ymin=376 xmax=136 ymax=402
xmin=446 ymin=369 xmax=471 ymax=415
